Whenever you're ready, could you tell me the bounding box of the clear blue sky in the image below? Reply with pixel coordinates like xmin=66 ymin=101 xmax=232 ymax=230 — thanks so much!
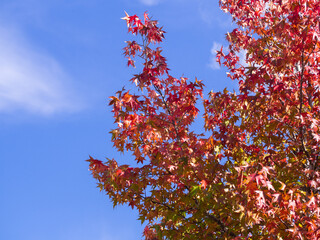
xmin=0 ymin=0 xmax=236 ymax=239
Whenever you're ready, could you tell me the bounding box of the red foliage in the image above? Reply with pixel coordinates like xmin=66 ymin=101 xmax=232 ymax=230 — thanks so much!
xmin=89 ymin=1 xmax=320 ymax=239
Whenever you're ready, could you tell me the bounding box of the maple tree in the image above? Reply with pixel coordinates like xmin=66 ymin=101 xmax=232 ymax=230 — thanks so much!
xmin=88 ymin=1 xmax=320 ymax=239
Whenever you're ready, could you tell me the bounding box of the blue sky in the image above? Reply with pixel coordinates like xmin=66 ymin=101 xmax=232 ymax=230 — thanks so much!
xmin=0 ymin=0 xmax=236 ymax=239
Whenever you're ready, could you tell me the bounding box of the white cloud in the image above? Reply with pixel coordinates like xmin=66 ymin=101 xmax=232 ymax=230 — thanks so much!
xmin=139 ymin=0 xmax=163 ymax=6
xmin=197 ymin=0 xmax=233 ymax=28
xmin=208 ymin=41 xmax=223 ymax=70
xmin=238 ymin=49 xmax=248 ymax=67
xmin=0 ymin=25 xmax=81 ymax=115
xmin=208 ymin=41 xmax=248 ymax=70
xmin=198 ymin=0 xmax=217 ymax=25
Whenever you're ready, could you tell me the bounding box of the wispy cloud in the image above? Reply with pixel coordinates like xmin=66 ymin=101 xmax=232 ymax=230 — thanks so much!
xmin=198 ymin=0 xmax=217 ymax=25
xmin=238 ymin=49 xmax=248 ymax=67
xmin=0 ymin=25 xmax=81 ymax=115
xmin=208 ymin=41 xmax=223 ymax=70
xmin=139 ymin=0 xmax=163 ymax=6
xmin=208 ymin=41 xmax=247 ymax=70
xmin=197 ymin=0 xmax=233 ymax=28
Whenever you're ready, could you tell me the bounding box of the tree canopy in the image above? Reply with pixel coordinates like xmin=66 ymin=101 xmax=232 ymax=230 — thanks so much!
xmin=88 ymin=1 xmax=320 ymax=239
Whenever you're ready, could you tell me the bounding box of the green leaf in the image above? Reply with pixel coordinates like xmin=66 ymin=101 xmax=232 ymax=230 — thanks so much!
xmin=190 ymin=185 xmax=201 ymax=197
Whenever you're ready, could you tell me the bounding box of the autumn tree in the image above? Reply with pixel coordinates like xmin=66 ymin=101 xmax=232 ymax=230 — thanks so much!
xmin=88 ymin=1 xmax=320 ymax=239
